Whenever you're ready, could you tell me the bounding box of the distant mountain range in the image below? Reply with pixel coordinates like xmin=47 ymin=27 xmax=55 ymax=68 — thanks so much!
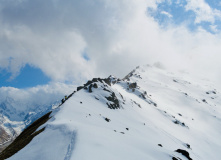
xmin=0 ymin=83 xmax=75 ymax=152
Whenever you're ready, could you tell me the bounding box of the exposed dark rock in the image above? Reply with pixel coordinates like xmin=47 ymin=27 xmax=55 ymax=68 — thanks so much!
xmin=77 ymin=86 xmax=84 ymax=91
xmin=84 ymin=80 xmax=93 ymax=87
xmin=111 ymin=80 xmax=117 ymax=84
xmin=103 ymin=78 xmax=111 ymax=86
xmin=133 ymin=101 xmax=141 ymax=108
xmin=119 ymin=93 xmax=124 ymax=100
xmin=185 ymin=143 xmax=191 ymax=149
xmin=105 ymin=92 xmax=120 ymax=109
xmin=68 ymin=93 xmax=73 ymax=99
xmin=89 ymin=84 xmax=93 ymax=93
xmin=59 ymin=91 xmax=76 ymax=106
xmin=175 ymin=149 xmax=192 ymax=160
xmin=103 ymin=88 xmax=111 ymax=92
xmin=158 ymin=144 xmax=162 ymax=147
xmin=92 ymin=78 xmax=98 ymax=82
xmin=206 ymin=91 xmax=216 ymax=94
xmin=120 ymin=132 xmax=125 ymax=134
xmin=104 ymin=117 xmax=110 ymax=122
xmin=202 ymin=99 xmax=207 ymax=103
xmin=134 ymin=74 xmax=142 ymax=79
xmin=61 ymin=99 xmax=65 ymax=104
xmin=123 ymin=70 xmax=135 ymax=81
xmin=93 ymin=83 xmax=98 ymax=88
xmin=80 ymin=77 xmax=113 ymax=91
xmin=178 ymin=113 xmax=182 ymax=116
xmin=173 ymin=120 xmax=188 ymax=128
xmin=126 ymin=128 xmax=129 ymax=130
xmin=129 ymin=82 xmax=137 ymax=89
xmin=80 ymin=102 xmax=82 ymax=104
xmin=140 ymin=94 xmax=146 ymax=99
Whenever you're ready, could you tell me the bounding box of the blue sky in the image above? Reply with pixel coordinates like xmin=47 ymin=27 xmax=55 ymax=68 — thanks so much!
xmin=149 ymin=0 xmax=221 ymax=33
xmin=0 ymin=0 xmax=221 ymax=89
xmin=0 ymin=65 xmax=50 ymax=88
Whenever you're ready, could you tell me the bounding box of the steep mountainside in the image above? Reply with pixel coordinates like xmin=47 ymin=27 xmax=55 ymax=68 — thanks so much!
xmin=2 ymin=65 xmax=221 ymax=160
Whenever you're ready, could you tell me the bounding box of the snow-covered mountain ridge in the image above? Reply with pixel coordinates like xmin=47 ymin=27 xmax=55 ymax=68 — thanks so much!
xmin=1 ymin=65 xmax=221 ymax=160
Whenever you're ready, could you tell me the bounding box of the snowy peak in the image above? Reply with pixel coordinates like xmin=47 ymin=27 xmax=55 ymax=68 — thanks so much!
xmin=2 ymin=65 xmax=221 ymax=160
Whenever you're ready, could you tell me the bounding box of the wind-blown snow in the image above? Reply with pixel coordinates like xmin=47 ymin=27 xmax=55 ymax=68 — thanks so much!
xmin=7 ymin=65 xmax=221 ymax=160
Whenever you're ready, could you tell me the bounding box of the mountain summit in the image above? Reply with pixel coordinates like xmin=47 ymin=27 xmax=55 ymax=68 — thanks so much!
xmin=1 ymin=65 xmax=221 ymax=160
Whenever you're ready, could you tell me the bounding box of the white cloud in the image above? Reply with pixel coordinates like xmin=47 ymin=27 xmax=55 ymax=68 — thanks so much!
xmin=0 ymin=82 xmax=77 ymax=120
xmin=175 ymin=0 xmax=184 ymax=6
xmin=146 ymin=0 xmax=165 ymax=10
xmin=210 ymin=24 xmax=218 ymax=32
xmin=185 ymin=0 xmax=221 ymax=23
xmin=161 ymin=11 xmax=173 ymax=18
xmin=0 ymin=0 xmax=220 ymax=88
xmin=0 ymin=82 xmax=76 ymax=106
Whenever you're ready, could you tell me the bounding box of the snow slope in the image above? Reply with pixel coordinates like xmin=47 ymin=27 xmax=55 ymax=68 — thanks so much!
xmin=6 ymin=65 xmax=221 ymax=160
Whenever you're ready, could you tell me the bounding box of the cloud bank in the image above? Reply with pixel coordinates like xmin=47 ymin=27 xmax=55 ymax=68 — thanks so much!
xmin=0 ymin=82 xmax=76 ymax=121
xmin=0 ymin=0 xmax=221 ymax=85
